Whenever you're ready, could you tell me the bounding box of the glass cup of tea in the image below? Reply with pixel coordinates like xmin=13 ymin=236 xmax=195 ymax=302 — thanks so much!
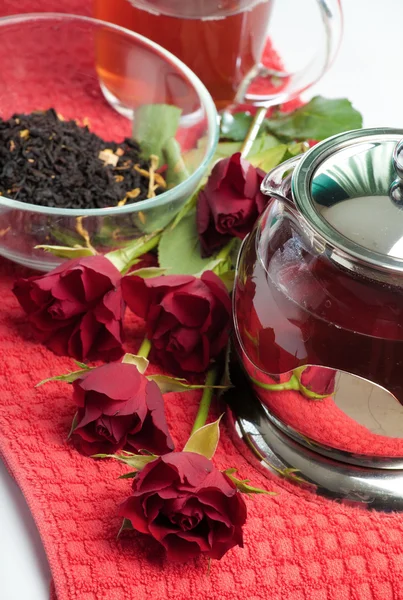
xmin=94 ymin=0 xmax=343 ymax=112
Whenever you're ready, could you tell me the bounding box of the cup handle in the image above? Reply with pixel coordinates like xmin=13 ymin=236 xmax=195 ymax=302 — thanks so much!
xmin=261 ymin=155 xmax=301 ymax=207
xmin=234 ymin=0 xmax=343 ymax=106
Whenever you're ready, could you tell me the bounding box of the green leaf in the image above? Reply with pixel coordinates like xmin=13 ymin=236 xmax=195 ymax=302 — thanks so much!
xmin=105 ymin=230 xmax=161 ymax=274
xmin=183 ymin=417 xmax=222 ymax=460
xmin=133 ymin=103 xmax=182 ymax=161
xmin=36 ymin=368 xmax=91 ymax=387
xmin=118 ymin=471 xmax=138 ymax=479
xmin=92 ymin=452 xmax=157 ymax=470
xmin=220 ymin=111 xmax=254 ymax=141
xmin=218 ymin=270 xmax=235 ymax=293
xmin=147 ymin=374 xmax=227 ymax=394
xmin=127 ymin=267 xmax=169 ymax=279
xmin=34 ymin=245 xmax=95 ymax=259
xmin=265 ymin=96 xmax=363 ymax=141
xmin=223 ymin=470 xmax=276 ymax=495
xmin=193 ymin=257 xmax=231 ymax=278
xmin=48 ymin=227 xmax=85 ymax=247
xmin=163 ymin=137 xmax=190 ymax=186
xmin=248 ymin=140 xmax=310 ymax=173
xmin=169 ymin=186 xmax=200 ymax=231
xmin=196 ymin=238 xmax=240 ymax=279
xmin=182 ymin=139 xmax=209 ymax=175
xmin=285 ymin=141 xmax=308 ymax=157
xmin=183 ymin=134 xmax=279 ymax=173
xmin=248 ymin=144 xmax=288 ymax=172
xmin=67 ymin=411 xmax=79 ymax=440
xmin=117 ymin=518 xmax=134 ymax=539
xmin=122 ymin=353 xmax=149 ymax=374
xmin=214 ymin=135 xmax=280 ymax=165
xmin=158 ymin=210 xmax=213 ymax=275
xmin=73 ymin=360 xmax=89 ymax=369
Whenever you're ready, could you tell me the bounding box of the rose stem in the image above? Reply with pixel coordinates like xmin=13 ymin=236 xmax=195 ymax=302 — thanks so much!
xmin=137 ymin=337 xmax=152 ymax=359
xmin=239 ymin=106 xmax=267 ymax=159
xmin=119 ymin=231 xmax=161 ymax=275
xmin=190 ymin=364 xmax=218 ymax=434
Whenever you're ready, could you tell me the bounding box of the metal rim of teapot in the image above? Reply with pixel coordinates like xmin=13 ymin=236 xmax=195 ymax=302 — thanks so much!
xmin=262 ymin=127 xmax=403 ymax=275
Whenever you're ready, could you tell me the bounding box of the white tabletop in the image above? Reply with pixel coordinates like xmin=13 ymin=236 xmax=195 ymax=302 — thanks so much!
xmin=1 ymin=2 xmax=402 ymax=599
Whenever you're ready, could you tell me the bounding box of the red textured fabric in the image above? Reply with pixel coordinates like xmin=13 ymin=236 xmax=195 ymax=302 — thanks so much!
xmin=3 ymin=259 xmax=403 ymax=600
xmin=1 ymin=2 xmax=403 ymax=600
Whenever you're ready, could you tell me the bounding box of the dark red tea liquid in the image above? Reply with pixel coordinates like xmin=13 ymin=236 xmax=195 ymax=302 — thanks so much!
xmin=235 ymin=216 xmax=403 ymax=402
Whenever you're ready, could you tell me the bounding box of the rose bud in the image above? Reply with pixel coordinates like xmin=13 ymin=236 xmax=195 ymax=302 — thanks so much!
xmin=119 ymin=451 xmax=247 ymax=561
xmin=121 ymin=271 xmax=231 ymax=374
xmin=13 ymin=255 xmax=125 ymax=362
xmin=70 ymin=362 xmax=173 ymax=456
xmin=197 ymin=152 xmax=266 ymax=256
xmin=296 ymin=366 xmax=336 ymax=399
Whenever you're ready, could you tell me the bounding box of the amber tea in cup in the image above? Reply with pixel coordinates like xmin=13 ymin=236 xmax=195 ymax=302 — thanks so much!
xmin=94 ymin=0 xmax=343 ymax=112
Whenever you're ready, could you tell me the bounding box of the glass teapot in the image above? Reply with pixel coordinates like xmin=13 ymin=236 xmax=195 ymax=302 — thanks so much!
xmin=233 ymin=128 xmax=403 ymax=468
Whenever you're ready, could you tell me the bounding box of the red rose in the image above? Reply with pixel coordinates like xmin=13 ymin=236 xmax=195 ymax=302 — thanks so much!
xmin=122 ymin=271 xmax=231 ymax=374
xmin=71 ymin=362 xmax=173 ymax=456
xmin=297 ymin=366 xmax=336 ymax=398
xmin=13 ymin=255 xmax=124 ymax=362
xmin=197 ymin=153 xmax=266 ymax=256
xmin=119 ymin=451 xmax=247 ymax=561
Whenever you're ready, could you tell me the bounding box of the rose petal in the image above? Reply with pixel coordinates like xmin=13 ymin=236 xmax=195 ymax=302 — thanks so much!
xmin=166 ymin=327 xmax=200 ymax=355
xmin=88 ymin=318 xmax=124 ymax=362
xmin=162 ymin=534 xmax=205 ymax=562
xmin=172 ymin=333 xmax=209 ymax=373
xmin=119 ymin=496 xmax=150 ymax=534
xmin=126 ymin=380 xmax=173 ymax=454
xmin=206 ymin=155 xmax=232 ymax=192
xmin=80 ymin=266 xmax=115 ymax=304
xmin=134 ymin=459 xmax=180 ymax=494
xmin=226 ymin=153 xmax=250 ymax=196
xmin=121 ymin=276 xmax=152 ymax=319
xmin=161 ymin=452 xmax=213 ymax=487
xmin=196 ymin=187 xmax=213 ymax=238
xmin=45 ymin=325 xmax=76 ymax=356
xmin=75 ymin=402 xmax=103 ymax=429
xmin=75 ymin=363 xmax=142 ymax=401
xmin=143 ymin=494 xmax=164 ymax=522
xmin=109 ymin=415 xmax=138 ymax=443
xmin=78 ymin=255 xmax=121 ymax=286
xmin=160 ymin=286 xmax=211 ymax=328
xmin=200 ymin=271 xmax=232 ymax=314
xmin=70 ymin=427 xmax=123 ymax=456
xmin=51 ymin=269 xmax=85 ymax=304
xmin=122 ymin=274 xmax=194 ymax=319
xmin=13 ymin=279 xmax=50 ymax=314
xmin=150 ymin=309 xmax=178 ymax=340
xmin=94 ymin=288 xmax=125 ymax=323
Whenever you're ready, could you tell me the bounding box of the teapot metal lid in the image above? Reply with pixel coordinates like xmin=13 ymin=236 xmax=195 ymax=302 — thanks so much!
xmin=292 ymin=128 xmax=403 ymax=273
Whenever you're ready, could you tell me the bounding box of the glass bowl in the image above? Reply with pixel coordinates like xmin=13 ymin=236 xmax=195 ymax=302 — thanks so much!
xmin=0 ymin=13 xmax=218 ymax=271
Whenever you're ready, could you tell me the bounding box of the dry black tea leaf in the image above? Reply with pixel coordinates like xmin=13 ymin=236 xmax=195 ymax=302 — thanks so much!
xmin=0 ymin=109 xmax=167 ymax=210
